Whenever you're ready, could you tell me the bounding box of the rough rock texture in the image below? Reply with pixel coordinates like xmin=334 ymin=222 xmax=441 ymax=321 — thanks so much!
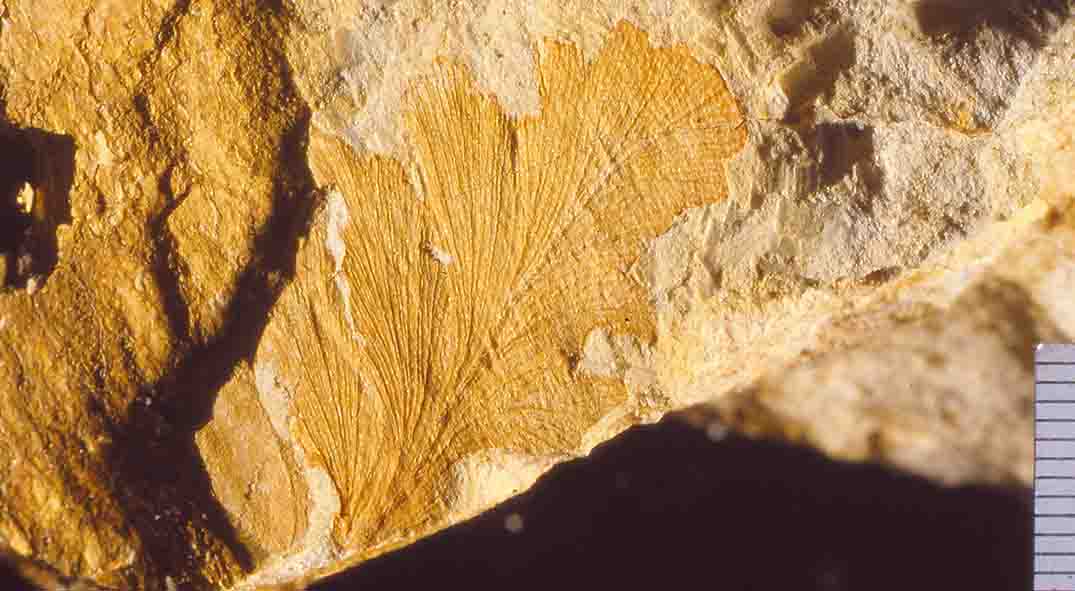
xmin=0 ymin=2 xmax=312 ymax=589
xmin=0 ymin=0 xmax=1071 ymax=589
xmin=203 ymin=24 xmax=745 ymax=585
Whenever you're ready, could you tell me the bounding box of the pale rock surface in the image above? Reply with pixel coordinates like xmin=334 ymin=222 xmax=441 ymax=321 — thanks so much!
xmin=0 ymin=0 xmax=1070 ymax=589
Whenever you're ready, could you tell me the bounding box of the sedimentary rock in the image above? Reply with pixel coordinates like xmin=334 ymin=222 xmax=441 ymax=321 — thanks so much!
xmin=0 ymin=0 xmax=1071 ymax=588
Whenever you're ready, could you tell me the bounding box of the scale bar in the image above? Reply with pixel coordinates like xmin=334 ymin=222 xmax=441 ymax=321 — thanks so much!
xmin=1040 ymin=558 xmax=1075 ymax=571
xmin=1039 ymin=499 xmax=1075 ymax=513
xmin=1038 ymin=423 xmax=1075 ymax=439
xmin=1040 ymin=383 xmax=1075 ymax=400
xmin=1039 ymin=365 xmax=1075 ymax=381
xmin=1036 ymin=346 xmax=1075 ymax=590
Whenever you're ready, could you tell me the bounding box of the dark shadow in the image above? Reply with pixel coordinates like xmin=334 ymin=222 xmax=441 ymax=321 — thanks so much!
xmin=105 ymin=117 xmax=318 ymax=589
xmin=766 ymin=0 xmax=833 ymax=39
xmin=314 ymin=415 xmax=1031 ymax=591
xmin=779 ymin=27 xmax=855 ymax=117
xmin=147 ymin=160 xmax=194 ymax=353
xmin=0 ymin=135 xmax=32 ymax=282
xmin=99 ymin=62 xmax=319 ymax=590
xmin=862 ymin=265 xmax=902 ymax=286
xmin=0 ymin=549 xmax=111 ymax=591
xmin=0 ymin=553 xmax=35 ymax=591
xmin=962 ymin=277 xmax=1067 ymax=375
xmin=0 ymin=122 xmax=74 ymax=288
xmin=688 ymin=0 xmax=738 ymax=23
xmin=812 ymin=122 xmax=883 ymax=205
xmin=75 ymin=2 xmax=327 ymax=587
xmin=915 ymin=0 xmax=1070 ymax=48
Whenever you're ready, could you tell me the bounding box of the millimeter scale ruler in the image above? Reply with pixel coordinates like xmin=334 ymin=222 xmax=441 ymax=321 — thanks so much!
xmin=1036 ymin=344 xmax=1075 ymax=590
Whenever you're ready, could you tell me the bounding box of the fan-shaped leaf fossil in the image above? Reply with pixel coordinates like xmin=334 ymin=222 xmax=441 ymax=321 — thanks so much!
xmin=257 ymin=21 xmax=746 ymax=550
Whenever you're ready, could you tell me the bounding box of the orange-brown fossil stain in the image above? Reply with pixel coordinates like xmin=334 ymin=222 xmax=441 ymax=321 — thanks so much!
xmin=263 ymin=21 xmax=745 ymax=550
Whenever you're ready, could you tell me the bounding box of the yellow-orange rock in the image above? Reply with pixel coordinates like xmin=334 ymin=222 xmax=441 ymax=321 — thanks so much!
xmin=0 ymin=0 xmax=1071 ymax=589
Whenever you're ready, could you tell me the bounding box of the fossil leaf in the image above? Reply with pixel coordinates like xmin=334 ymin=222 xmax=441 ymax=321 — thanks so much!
xmin=260 ymin=21 xmax=745 ymax=551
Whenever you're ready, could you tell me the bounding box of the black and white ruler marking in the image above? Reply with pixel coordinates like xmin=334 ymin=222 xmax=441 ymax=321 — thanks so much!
xmin=1036 ymin=344 xmax=1075 ymax=590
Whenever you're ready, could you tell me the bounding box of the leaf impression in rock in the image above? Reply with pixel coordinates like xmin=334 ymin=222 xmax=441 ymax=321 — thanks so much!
xmin=261 ymin=21 xmax=746 ymax=550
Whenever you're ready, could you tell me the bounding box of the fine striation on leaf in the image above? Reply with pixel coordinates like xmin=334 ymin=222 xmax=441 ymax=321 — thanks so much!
xmin=261 ymin=21 xmax=746 ymax=550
